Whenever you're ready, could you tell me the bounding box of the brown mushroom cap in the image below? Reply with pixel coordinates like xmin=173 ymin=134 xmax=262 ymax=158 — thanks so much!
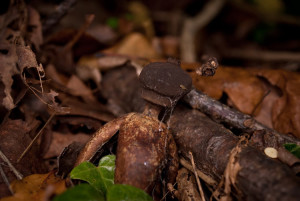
xmin=139 ymin=61 xmax=192 ymax=107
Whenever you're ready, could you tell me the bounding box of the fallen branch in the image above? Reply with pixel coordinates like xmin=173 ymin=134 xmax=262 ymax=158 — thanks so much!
xmin=170 ymin=107 xmax=300 ymax=201
xmin=184 ymin=89 xmax=300 ymax=146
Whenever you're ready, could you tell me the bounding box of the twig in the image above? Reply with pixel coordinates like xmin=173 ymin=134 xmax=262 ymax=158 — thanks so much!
xmin=63 ymin=14 xmax=95 ymax=52
xmin=180 ymin=158 xmax=217 ymax=187
xmin=180 ymin=0 xmax=225 ymax=62
xmin=184 ymin=89 xmax=300 ymax=145
xmin=189 ymin=152 xmax=206 ymax=201
xmin=0 ymin=150 xmax=23 ymax=180
xmin=17 ymin=113 xmax=55 ymax=163
xmin=0 ymin=164 xmax=14 ymax=195
xmin=42 ymin=0 xmax=78 ymax=33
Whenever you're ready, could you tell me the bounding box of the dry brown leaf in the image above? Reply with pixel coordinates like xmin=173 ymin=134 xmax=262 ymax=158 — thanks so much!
xmin=45 ymin=64 xmax=69 ymax=86
xmin=43 ymin=132 xmax=90 ymax=159
xmin=16 ymin=46 xmax=43 ymax=76
xmin=104 ymin=33 xmax=160 ymax=59
xmin=26 ymin=6 xmax=43 ymax=51
xmin=66 ymin=75 xmax=97 ymax=103
xmin=0 ymin=119 xmax=47 ymax=197
xmin=0 ymin=172 xmax=66 ymax=201
xmin=185 ymin=66 xmax=266 ymax=115
xmin=252 ymin=69 xmax=300 ymax=138
xmin=76 ymin=55 xmax=129 ymax=86
xmin=0 ymin=42 xmax=19 ymax=110
xmin=58 ymin=94 xmax=114 ymax=122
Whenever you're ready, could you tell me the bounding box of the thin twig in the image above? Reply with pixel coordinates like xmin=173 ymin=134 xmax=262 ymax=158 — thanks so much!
xmin=180 ymin=158 xmax=217 ymax=186
xmin=0 ymin=150 xmax=23 ymax=180
xmin=63 ymin=14 xmax=95 ymax=52
xmin=184 ymin=89 xmax=300 ymax=145
xmin=0 ymin=164 xmax=14 ymax=195
xmin=17 ymin=113 xmax=55 ymax=163
xmin=189 ymin=151 xmax=206 ymax=201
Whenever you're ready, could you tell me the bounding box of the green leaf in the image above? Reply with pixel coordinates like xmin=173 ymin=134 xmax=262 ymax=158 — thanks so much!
xmin=53 ymin=184 xmax=105 ymax=201
xmin=284 ymin=143 xmax=300 ymax=158
xmin=107 ymin=184 xmax=153 ymax=201
xmin=70 ymin=155 xmax=116 ymax=194
xmin=106 ymin=17 xmax=118 ymax=29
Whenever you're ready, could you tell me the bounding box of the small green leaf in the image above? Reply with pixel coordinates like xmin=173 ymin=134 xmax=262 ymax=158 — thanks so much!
xmin=53 ymin=184 xmax=105 ymax=201
xmin=107 ymin=184 xmax=153 ymax=201
xmin=70 ymin=155 xmax=116 ymax=194
xmin=284 ymin=143 xmax=300 ymax=158
xmin=106 ymin=17 xmax=118 ymax=29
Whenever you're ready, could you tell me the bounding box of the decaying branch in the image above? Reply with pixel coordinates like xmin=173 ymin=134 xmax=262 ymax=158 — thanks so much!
xmin=170 ymin=107 xmax=300 ymax=201
xmin=184 ymin=89 xmax=300 ymax=146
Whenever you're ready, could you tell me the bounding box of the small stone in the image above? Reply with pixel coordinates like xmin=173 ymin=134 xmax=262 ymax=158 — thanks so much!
xmin=264 ymin=147 xmax=278 ymax=159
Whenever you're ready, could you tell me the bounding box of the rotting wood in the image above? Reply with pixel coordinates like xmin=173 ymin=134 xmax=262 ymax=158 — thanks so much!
xmin=170 ymin=106 xmax=300 ymax=201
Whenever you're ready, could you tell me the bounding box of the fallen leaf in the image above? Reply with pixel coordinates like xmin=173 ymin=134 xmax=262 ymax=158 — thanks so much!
xmin=43 ymin=132 xmax=91 ymax=159
xmin=66 ymin=75 xmax=98 ymax=104
xmin=253 ymin=69 xmax=300 ymax=138
xmin=104 ymin=33 xmax=160 ymax=59
xmin=26 ymin=6 xmax=43 ymax=51
xmin=184 ymin=66 xmax=266 ymax=115
xmin=0 ymin=119 xmax=47 ymax=197
xmin=0 ymin=171 xmax=66 ymax=201
xmin=0 ymin=42 xmax=19 ymax=110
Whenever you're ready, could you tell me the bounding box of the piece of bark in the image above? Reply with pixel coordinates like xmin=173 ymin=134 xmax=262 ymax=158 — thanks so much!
xmin=170 ymin=106 xmax=300 ymax=201
xmin=184 ymin=89 xmax=300 ymax=146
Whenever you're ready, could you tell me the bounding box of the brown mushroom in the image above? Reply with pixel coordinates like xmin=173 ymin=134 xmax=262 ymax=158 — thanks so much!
xmin=139 ymin=61 xmax=192 ymax=108
xmin=74 ymin=60 xmax=192 ymax=198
